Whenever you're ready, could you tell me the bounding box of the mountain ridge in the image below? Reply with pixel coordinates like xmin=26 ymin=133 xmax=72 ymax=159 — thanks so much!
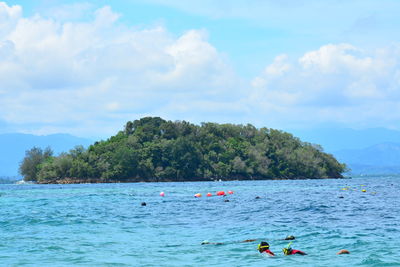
xmin=333 ymin=142 xmax=400 ymax=175
xmin=291 ymin=127 xmax=400 ymax=152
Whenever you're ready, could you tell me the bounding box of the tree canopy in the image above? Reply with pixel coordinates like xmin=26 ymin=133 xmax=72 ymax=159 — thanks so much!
xmin=20 ymin=117 xmax=347 ymax=183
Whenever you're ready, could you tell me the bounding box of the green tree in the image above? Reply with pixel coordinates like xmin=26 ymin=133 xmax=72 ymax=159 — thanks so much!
xmin=19 ymin=147 xmax=53 ymax=181
xmin=19 ymin=117 xmax=347 ymax=183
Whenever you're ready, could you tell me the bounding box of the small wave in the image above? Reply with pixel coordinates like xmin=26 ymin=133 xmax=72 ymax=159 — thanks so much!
xmin=362 ymin=256 xmax=400 ymax=266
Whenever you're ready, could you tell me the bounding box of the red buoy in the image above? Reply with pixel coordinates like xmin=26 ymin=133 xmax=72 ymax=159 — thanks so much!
xmin=160 ymin=192 xmax=165 ymax=197
xmin=206 ymin=193 xmax=212 ymax=197
xmin=216 ymin=191 xmax=225 ymax=196
xmin=228 ymin=190 xmax=234 ymax=194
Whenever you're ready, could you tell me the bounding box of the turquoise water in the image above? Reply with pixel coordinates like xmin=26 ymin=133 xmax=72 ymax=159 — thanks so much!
xmin=1 ymin=177 xmax=399 ymax=266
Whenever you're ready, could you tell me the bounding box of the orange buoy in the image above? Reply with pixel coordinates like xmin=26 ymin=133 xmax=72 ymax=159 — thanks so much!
xmin=228 ymin=190 xmax=234 ymax=194
xmin=216 ymin=191 xmax=225 ymax=196
xmin=206 ymin=193 xmax=212 ymax=197
xmin=194 ymin=193 xmax=202 ymax=198
xmin=160 ymin=192 xmax=165 ymax=197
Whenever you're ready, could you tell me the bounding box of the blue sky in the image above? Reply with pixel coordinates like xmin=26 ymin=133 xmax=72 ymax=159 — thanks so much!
xmin=1 ymin=0 xmax=400 ymax=138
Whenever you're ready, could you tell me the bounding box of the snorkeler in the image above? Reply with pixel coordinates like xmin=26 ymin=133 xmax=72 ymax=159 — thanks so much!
xmin=282 ymin=242 xmax=306 ymax=255
xmin=241 ymin=239 xmax=257 ymax=243
xmin=258 ymin=242 xmax=275 ymax=256
xmin=201 ymin=239 xmax=257 ymax=245
xmin=284 ymin=235 xmax=295 ymax=240
xmin=201 ymin=241 xmax=224 ymax=245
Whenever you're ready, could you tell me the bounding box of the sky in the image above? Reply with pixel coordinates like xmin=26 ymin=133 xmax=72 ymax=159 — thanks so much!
xmin=1 ymin=0 xmax=400 ymax=139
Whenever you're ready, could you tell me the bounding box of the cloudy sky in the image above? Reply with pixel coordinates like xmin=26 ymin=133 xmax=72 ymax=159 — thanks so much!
xmin=1 ymin=0 xmax=400 ymax=138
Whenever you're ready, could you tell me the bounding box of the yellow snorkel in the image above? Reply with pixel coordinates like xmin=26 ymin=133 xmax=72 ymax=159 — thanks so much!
xmin=282 ymin=241 xmax=293 ymax=255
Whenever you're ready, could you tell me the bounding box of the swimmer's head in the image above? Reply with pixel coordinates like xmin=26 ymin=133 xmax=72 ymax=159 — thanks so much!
xmin=258 ymin=242 xmax=270 ymax=253
xmin=201 ymin=240 xmax=210 ymax=245
xmin=337 ymin=249 xmax=350 ymax=255
xmin=283 ymin=247 xmax=292 ymax=255
xmin=285 ymin=235 xmax=295 ymax=240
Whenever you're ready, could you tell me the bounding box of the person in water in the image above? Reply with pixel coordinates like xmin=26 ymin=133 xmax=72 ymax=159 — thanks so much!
xmin=258 ymin=242 xmax=275 ymax=256
xmin=282 ymin=243 xmax=306 ymax=255
xmin=201 ymin=239 xmax=257 ymax=245
xmin=284 ymin=235 xmax=295 ymax=240
xmin=337 ymin=249 xmax=350 ymax=255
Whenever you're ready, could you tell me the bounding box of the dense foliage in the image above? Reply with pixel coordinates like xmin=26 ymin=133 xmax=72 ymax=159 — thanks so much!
xmin=20 ymin=117 xmax=347 ymax=183
xmin=19 ymin=147 xmax=53 ymax=181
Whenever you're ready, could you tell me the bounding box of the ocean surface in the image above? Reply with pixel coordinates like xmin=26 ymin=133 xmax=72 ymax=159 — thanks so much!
xmin=0 ymin=177 xmax=399 ymax=266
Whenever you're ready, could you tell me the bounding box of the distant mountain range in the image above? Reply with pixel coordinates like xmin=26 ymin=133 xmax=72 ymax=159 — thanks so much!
xmin=332 ymin=142 xmax=400 ymax=175
xmin=290 ymin=127 xmax=400 ymax=175
xmin=0 ymin=133 xmax=93 ymax=177
xmin=291 ymin=127 xmax=400 ymax=151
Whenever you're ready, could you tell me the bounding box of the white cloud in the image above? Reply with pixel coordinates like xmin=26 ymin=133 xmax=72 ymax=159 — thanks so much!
xmin=265 ymin=54 xmax=291 ymax=77
xmin=0 ymin=2 xmax=242 ymax=137
xmin=94 ymin=6 xmax=120 ymax=27
xmin=299 ymin=44 xmax=373 ymax=74
xmin=250 ymin=43 xmax=400 ymax=129
xmin=1 ymin=2 xmax=400 ymax=137
xmin=0 ymin=2 xmax=21 ymax=37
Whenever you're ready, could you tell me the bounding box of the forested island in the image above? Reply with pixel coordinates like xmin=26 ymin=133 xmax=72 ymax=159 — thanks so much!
xmin=19 ymin=117 xmax=347 ymax=183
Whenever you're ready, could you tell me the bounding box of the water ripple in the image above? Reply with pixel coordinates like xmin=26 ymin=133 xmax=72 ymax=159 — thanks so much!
xmin=1 ymin=177 xmax=399 ymax=266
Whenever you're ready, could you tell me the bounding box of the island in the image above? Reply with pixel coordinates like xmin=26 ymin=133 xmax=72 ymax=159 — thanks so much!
xmin=19 ymin=117 xmax=347 ymax=183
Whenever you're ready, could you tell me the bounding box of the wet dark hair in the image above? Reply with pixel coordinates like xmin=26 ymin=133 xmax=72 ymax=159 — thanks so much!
xmin=284 ymin=235 xmax=295 ymax=240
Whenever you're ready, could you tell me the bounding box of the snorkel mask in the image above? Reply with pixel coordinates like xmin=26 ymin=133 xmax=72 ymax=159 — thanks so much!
xmin=283 ymin=241 xmax=293 ymax=255
xmin=258 ymin=242 xmax=270 ymax=252
xmin=283 ymin=247 xmax=293 ymax=255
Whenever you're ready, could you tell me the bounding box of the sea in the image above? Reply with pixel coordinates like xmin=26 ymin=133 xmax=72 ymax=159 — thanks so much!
xmin=0 ymin=176 xmax=399 ymax=266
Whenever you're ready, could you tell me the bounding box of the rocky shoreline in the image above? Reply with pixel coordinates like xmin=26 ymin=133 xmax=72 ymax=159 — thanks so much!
xmin=34 ymin=176 xmax=345 ymax=184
